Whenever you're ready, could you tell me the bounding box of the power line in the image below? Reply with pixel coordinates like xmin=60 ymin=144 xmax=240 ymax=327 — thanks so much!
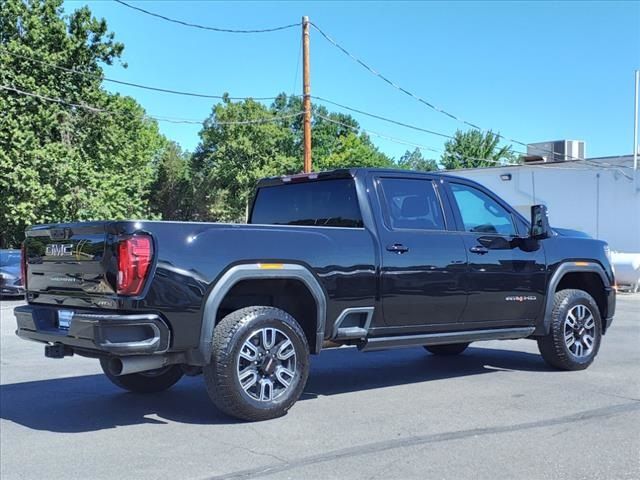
xmin=1 ymin=49 xmax=283 ymax=101
xmin=114 ymin=0 xmax=300 ymax=34
xmin=3 ymin=48 xmax=457 ymax=144
xmin=314 ymin=111 xmax=632 ymax=177
xmin=315 ymin=112 xmax=441 ymax=154
xmin=0 ymin=49 xmax=508 ymax=152
xmin=310 ymin=21 xmax=603 ymax=166
xmin=310 ymin=22 xmax=486 ymax=132
xmin=3 ymin=83 xmax=628 ymax=177
xmin=313 ymin=95 xmax=455 ymax=140
xmin=3 ymin=49 xmax=628 ymax=175
xmin=0 ymin=84 xmax=305 ymax=126
xmin=317 ymin=111 xmax=523 ymax=166
xmin=1 ymin=84 xmax=108 ymax=113
xmin=291 ymin=39 xmax=302 ymax=97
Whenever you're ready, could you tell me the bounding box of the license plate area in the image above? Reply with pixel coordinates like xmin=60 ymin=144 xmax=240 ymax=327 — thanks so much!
xmin=57 ymin=310 xmax=74 ymax=330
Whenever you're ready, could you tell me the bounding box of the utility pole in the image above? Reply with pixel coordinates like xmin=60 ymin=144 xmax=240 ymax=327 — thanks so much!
xmin=634 ymin=70 xmax=639 ymax=172
xmin=302 ymin=16 xmax=312 ymax=173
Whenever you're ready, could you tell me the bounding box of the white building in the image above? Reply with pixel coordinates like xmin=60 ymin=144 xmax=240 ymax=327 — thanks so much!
xmin=451 ymin=149 xmax=640 ymax=254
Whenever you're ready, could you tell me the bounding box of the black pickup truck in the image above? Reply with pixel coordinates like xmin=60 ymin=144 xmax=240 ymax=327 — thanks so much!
xmin=15 ymin=168 xmax=616 ymax=421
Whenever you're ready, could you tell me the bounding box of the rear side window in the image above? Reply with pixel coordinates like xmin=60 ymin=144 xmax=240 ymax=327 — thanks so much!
xmin=378 ymin=178 xmax=446 ymax=231
xmin=450 ymin=183 xmax=516 ymax=235
xmin=0 ymin=251 xmax=21 ymax=266
xmin=250 ymin=179 xmax=363 ymax=228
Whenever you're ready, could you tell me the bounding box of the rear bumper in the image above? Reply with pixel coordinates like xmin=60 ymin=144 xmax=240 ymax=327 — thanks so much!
xmin=14 ymin=304 xmax=170 ymax=355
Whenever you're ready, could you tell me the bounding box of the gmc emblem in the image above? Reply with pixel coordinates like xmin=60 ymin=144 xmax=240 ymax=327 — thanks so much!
xmin=46 ymin=244 xmax=74 ymax=256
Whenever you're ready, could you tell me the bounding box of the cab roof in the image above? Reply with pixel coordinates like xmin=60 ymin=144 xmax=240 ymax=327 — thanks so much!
xmin=256 ymin=168 xmax=462 ymax=188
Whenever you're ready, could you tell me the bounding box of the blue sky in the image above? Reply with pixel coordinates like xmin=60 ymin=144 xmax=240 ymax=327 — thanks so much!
xmin=66 ymin=1 xmax=640 ymax=160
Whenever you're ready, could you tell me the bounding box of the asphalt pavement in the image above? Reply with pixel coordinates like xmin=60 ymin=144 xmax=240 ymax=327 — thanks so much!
xmin=1 ymin=295 xmax=638 ymax=479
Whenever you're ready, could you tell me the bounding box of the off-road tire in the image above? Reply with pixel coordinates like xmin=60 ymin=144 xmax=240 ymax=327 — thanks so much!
xmin=424 ymin=343 xmax=470 ymax=355
xmin=537 ymin=289 xmax=602 ymax=370
xmin=204 ymin=306 xmax=310 ymax=422
xmin=99 ymin=359 xmax=184 ymax=393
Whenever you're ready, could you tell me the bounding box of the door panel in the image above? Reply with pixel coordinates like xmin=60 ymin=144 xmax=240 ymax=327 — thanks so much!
xmin=460 ymin=234 xmax=546 ymax=322
xmin=448 ymin=182 xmax=546 ymax=323
xmin=375 ymin=177 xmax=468 ymax=328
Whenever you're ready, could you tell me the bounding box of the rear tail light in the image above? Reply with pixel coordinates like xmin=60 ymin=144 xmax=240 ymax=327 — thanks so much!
xmin=20 ymin=242 xmax=27 ymax=288
xmin=117 ymin=235 xmax=153 ymax=296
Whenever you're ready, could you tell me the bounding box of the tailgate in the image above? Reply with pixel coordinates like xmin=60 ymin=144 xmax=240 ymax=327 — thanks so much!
xmin=24 ymin=222 xmax=116 ymax=306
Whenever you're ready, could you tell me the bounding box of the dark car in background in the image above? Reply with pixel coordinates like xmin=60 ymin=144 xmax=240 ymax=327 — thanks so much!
xmin=0 ymin=249 xmax=25 ymax=298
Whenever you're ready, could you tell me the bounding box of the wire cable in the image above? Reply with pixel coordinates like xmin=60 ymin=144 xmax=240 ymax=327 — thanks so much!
xmin=115 ymin=0 xmax=300 ymax=34
xmin=310 ymin=22 xmax=485 ymax=131
xmin=317 ymin=111 xmax=531 ymax=167
xmin=0 ymin=84 xmax=305 ymax=125
xmin=1 ymin=49 xmax=284 ymax=101
xmin=3 ymin=48 xmax=544 ymax=159
xmin=3 ymin=84 xmax=628 ymax=177
xmin=315 ymin=112 xmax=441 ymax=154
xmin=291 ymin=40 xmax=302 ymax=97
xmin=314 ymin=112 xmax=632 ymax=177
xmin=313 ymin=95 xmax=455 ymax=140
xmin=310 ymin=21 xmax=604 ymax=165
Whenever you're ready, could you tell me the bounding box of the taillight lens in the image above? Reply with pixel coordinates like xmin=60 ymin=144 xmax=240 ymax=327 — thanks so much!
xmin=117 ymin=235 xmax=153 ymax=296
xmin=20 ymin=242 xmax=27 ymax=288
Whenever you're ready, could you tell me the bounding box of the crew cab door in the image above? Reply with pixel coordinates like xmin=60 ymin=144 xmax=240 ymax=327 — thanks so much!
xmin=444 ymin=180 xmax=546 ymax=324
xmin=372 ymin=175 xmax=467 ymax=329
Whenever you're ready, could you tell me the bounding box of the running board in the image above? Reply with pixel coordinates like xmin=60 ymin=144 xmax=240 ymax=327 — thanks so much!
xmin=335 ymin=327 xmax=368 ymax=340
xmin=360 ymin=327 xmax=535 ymax=352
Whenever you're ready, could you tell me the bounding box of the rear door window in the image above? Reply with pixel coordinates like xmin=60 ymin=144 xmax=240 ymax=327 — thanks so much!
xmin=378 ymin=178 xmax=446 ymax=231
xmin=250 ymin=179 xmax=363 ymax=228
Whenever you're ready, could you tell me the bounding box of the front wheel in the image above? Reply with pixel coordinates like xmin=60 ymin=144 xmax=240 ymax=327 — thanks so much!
xmin=204 ymin=306 xmax=310 ymax=422
xmin=537 ymin=289 xmax=602 ymax=370
xmin=99 ymin=359 xmax=184 ymax=393
xmin=424 ymin=343 xmax=470 ymax=356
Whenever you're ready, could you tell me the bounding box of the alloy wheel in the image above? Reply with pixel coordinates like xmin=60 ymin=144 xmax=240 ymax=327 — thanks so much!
xmin=564 ymin=304 xmax=596 ymax=358
xmin=236 ymin=327 xmax=297 ymax=402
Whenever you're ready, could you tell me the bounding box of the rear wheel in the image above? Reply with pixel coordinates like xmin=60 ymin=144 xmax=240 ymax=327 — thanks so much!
xmin=537 ymin=289 xmax=602 ymax=370
xmin=99 ymin=359 xmax=184 ymax=393
xmin=424 ymin=343 xmax=470 ymax=356
xmin=204 ymin=306 xmax=310 ymax=422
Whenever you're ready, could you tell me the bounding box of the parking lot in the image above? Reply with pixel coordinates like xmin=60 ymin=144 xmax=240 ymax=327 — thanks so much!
xmin=1 ymin=295 xmax=638 ymax=480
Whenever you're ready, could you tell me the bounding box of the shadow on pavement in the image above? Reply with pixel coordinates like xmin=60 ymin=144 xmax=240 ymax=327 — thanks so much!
xmin=305 ymin=345 xmax=551 ymax=397
xmin=0 ymin=345 xmax=550 ymax=433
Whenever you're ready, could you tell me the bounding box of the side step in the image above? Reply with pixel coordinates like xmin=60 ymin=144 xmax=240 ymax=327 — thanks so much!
xmin=360 ymin=327 xmax=535 ymax=352
xmin=335 ymin=327 xmax=368 ymax=340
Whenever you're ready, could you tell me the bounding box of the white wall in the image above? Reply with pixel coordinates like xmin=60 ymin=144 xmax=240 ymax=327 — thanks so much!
xmin=451 ymin=165 xmax=640 ymax=253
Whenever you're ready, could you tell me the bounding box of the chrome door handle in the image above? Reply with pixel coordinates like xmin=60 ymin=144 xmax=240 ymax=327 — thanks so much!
xmin=469 ymin=245 xmax=489 ymax=255
xmin=386 ymin=243 xmax=409 ymax=254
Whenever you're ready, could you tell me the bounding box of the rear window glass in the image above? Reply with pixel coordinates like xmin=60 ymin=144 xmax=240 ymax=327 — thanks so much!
xmin=250 ymin=179 xmax=363 ymax=228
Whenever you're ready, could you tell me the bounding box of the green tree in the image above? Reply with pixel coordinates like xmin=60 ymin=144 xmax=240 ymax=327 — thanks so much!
xmin=193 ymin=94 xmax=394 ymax=222
xmin=191 ymin=97 xmax=299 ymax=222
xmin=147 ymin=141 xmax=194 ymax=220
xmin=397 ymin=148 xmax=439 ymax=172
xmin=441 ymin=129 xmax=515 ymax=170
xmin=0 ymin=0 xmax=165 ymax=247
xmin=271 ymin=94 xmax=392 ymax=169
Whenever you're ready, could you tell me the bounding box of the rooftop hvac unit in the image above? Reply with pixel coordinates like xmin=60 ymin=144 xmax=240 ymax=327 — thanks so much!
xmin=526 ymin=140 xmax=585 ymax=163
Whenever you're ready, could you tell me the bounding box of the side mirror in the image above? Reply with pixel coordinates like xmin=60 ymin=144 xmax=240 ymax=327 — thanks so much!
xmin=530 ymin=204 xmax=551 ymax=239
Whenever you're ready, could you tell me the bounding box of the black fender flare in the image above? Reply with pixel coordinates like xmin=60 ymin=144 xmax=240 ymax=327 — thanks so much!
xmin=537 ymin=261 xmax=611 ymax=335
xmin=195 ymin=263 xmax=327 ymax=365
